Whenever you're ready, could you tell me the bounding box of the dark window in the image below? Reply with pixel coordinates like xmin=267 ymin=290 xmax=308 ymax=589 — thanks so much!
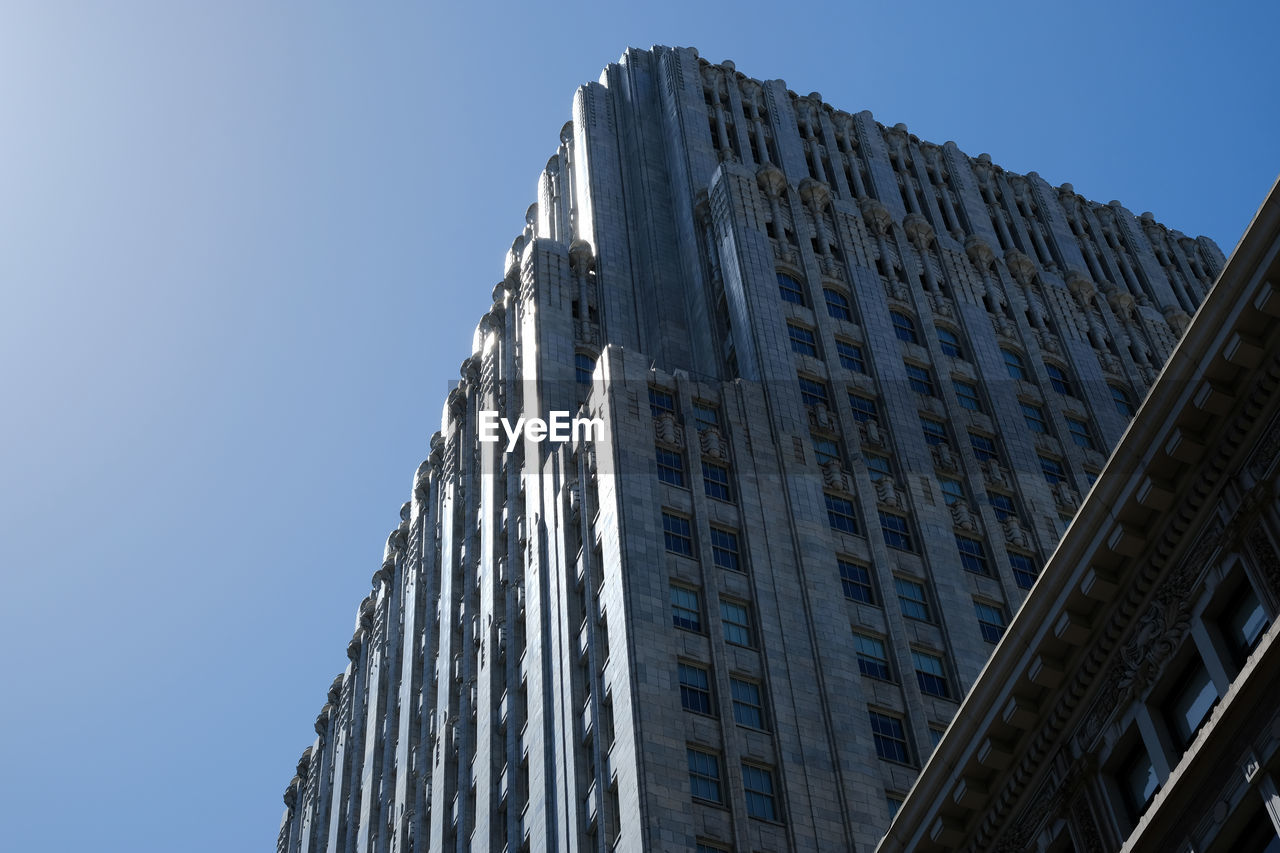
xmin=1046 ymin=363 xmax=1074 ymax=396
xmin=679 ymin=663 xmax=713 ymax=715
xmin=848 ymin=393 xmax=878 ymax=422
xmin=1002 ymin=348 xmax=1027 ymax=380
xmin=1166 ymin=659 xmax=1218 ymax=749
xmin=988 ymin=491 xmax=1017 ymax=521
xmin=1008 ymin=551 xmax=1039 ymax=589
xmin=693 ymin=402 xmax=720 ymax=431
xmin=838 ymin=559 xmax=875 ymax=604
xmin=687 ymin=747 xmax=722 ymax=802
xmin=730 ymin=679 xmax=766 ymax=729
xmin=940 ymin=478 xmax=965 ymax=505
xmin=703 ymin=462 xmax=732 ymax=502
xmin=742 ymin=764 xmax=779 ymax=821
xmin=905 ymin=362 xmax=935 ymax=395
xmin=1110 ymin=384 xmax=1135 ymax=418
xmin=710 ymin=528 xmax=741 ymax=572
xmin=656 ymin=447 xmax=685 ymax=487
xmin=854 ymin=633 xmax=891 ymax=680
xmin=937 ymin=327 xmax=963 ymax=358
xmin=720 ymin=600 xmax=753 ymax=647
xmin=777 ymin=272 xmax=805 ymax=305
xmin=836 ymin=339 xmax=865 ymax=372
xmin=886 ymin=795 xmax=903 ymax=819
xmin=696 ymin=843 xmax=729 ymax=853
xmin=891 ymin=312 xmax=918 ymax=344
xmin=864 ymin=453 xmax=892 ymax=482
xmin=921 ymin=416 xmax=948 ymax=446
xmin=1039 ymin=456 xmax=1067 ymax=485
xmin=1223 ymin=582 xmax=1270 ymax=667
xmin=1021 ymin=401 xmax=1048 ymax=433
xmin=869 ymin=711 xmax=910 ymax=763
xmin=788 ymin=323 xmax=818 ymax=357
xmin=956 ymin=535 xmax=989 ymax=574
xmin=812 ymin=435 xmax=842 ymax=467
xmin=649 ymin=387 xmax=675 ymax=418
xmin=662 ymin=512 xmax=693 ymax=556
xmin=575 ymin=353 xmax=595 ymax=385
xmin=825 ymin=288 xmax=853 ymax=321
xmin=1066 ymin=416 xmax=1096 ymax=450
xmin=670 ymin=585 xmax=702 ymax=631
xmin=969 ymin=432 xmax=998 ymax=462
xmin=825 ymin=494 xmax=859 ymax=535
xmin=953 ymin=379 xmax=982 ymax=411
xmin=1120 ymin=743 xmax=1159 ymax=819
xmin=975 ymin=601 xmax=1006 ymax=643
xmin=896 ymin=577 xmax=930 ymax=621
xmin=880 ymin=512 xmax=914 ymax=551
xmin=798 ymin=376 xmax=830 ymax=408
xmin=912 ymin=650 xmax=950 ymax=699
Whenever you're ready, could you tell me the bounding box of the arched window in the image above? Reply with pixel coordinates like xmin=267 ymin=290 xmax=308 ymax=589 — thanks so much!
xmin=575 ymin=353 xmax=596 ymax=385
xmin=891 ymin=311 xmax=918 ymax=344
xmin=1110 ymin=384 xmax=1134 ymax=418
xmin=777 ymin=272 xmax=805 ymax=305
xmin=1002 ymin=348 xmax=1027 ymax=381
xmin=937 ymin=327 xmax=963 ymax=358
xmin=824 ymin=288 xmax=853 ymax=322
xmin=1045 ymin=363 xmax=1074 ymax=396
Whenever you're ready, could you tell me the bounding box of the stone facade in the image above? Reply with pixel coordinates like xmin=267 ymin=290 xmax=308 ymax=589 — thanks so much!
xmin=277 ymin=46 xmax=1225 ymax=853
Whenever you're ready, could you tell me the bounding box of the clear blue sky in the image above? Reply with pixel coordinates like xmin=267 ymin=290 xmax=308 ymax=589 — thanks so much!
xmin=0 ymin=1 xmax=1274 ymax=849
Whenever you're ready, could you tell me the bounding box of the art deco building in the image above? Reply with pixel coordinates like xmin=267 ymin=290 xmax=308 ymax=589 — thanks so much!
xmin=876 ymin=182 xmax=1280 ymax=853
xmin=277 ymin=46 xmax=1226 ymax=853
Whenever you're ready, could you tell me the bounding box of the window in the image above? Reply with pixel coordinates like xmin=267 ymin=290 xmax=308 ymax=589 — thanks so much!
xmin=693 ymin=402 xmax=720 ymax=431
xmin=742 ymin=764 xmax=779 ymax=821
xmin=720 ymin=600 xmax=753 ymax=647
xmin=975 ymin=601 xmax=1006 ymax=643
xmin=649 ymin=387 xmax=675 ymax=418
xmin=969 ymin=432 xmax=998 ymax=462
xmin=710 ymin=528 xmax=741 ymax=572
xmin=864 ymin=452 xmax=892 ymax=482
xmin=730 ymin=678 xmax=766 ymax=729
xmin=812 ymin=435 xmax=842 ymax=467
xmin=1222 ymin=581 xmax=1270 ymax=667
xmin=1166 ymin=659 xmax=1218 ymax=749
xmin=1066 ymin=416 xmax=1096 ymax=450
xmin=905 ymin=362 xmax=935 ymax=395
xmin=869 ymin=711 xmax=910 ymax=763
xmin=696 ymin=844 xmax=729 ymax=853
xmin=838 ymin=559 xmax=875 ymax=604
xmin=575 ymin=353 xmax=595 ymax=385
xmin=886 ymin=794 xmax=903 ymax=819
xmin=1021 ymin=401 xmax=1048 ymax=433
xmin=912 ymin=650 xmax=951 ymax=698
xmin=670 ymin=585 xmax=702 ymax=631
xmin=854 ymin=633 xmax=892 ymax=680
xmin=788 ymin=323 xmax=818 ymax=357
xmin=777 ymin=272 xmax=805 ymax=305
xmin=896 ymin=577 xmax=930 ymax=621
xmin=891 ymin=311 xmax=918 ymax=343
xmin=687 ymin=747 xmax=722 ymax=803
xmin=848 ymin=393 xmax=878 ymax=423
xmin=988 ymin=491 xmax=1017 ymax=521
xmin=825 ymin=288 xmax=853 ymax=321
xmin=703 ymin=462 xmax=732 ymax=502
xmin=953 ymin=379 xmax=982 ymax=411
xmin=656 ymin=447 xmax=686 ymax=487
xmin=798 ymin=376 xmax=830 ymax=408
xmin=1008 ymin=551 xmax=1039 ymax=589
xmin=921 ymin=416 xmax=948 ymax=446
xmin=956 ymin=535 xmax=989 ymax=574
xmin=1002 ymin=348 xmax=1027 ymax=380
xmin=836 ymin=339 xmax=865 ymax=372
xmin=1110 ymin=384 xmax=1135 ymax=418
xmin=825 ymin=494 xmax=859 ymax=535
xmin=880 ymin=512 xmax=914 ymax=551
xmin=929 ymin=726 xmax=945 ymax=748
xmin=1046 ymin=363 xmax=1074 ymax=396
xmin=1119 ymin=743 xmax=1159 ymax=819
xmin=937 ymin=327 xmax=963 ymax=358
xmin=1039 ymin=455 xmax=1067 ymax=485
xmin=679 ymin=663 xmax=713 ymax=715
xmin=662 ymin=512 xmax=693 ymax=556
xmin=940 ymin=477 xmax=965 ymax=505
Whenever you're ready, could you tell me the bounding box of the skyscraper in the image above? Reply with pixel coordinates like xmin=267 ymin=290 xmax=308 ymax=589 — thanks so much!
xmin=277 ymin=46 xmax=1224 ymax=853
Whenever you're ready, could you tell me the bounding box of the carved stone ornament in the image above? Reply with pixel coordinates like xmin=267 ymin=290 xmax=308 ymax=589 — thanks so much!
xmin=876 ymin=476 xmax=901 ymax=508
xmin=822 ymin=461 xmax=849 ymax=492
xmin=1247 ymin=413 xmax=1280 ymax=480
xmin=950 ymin=500 xmax=978 ymax=532
xmin=1003 ymin=517 xmax=1029 ymax=549
xmin=1246 ymin=525 xmax=1280 ymax=598
xmin=654 ymin=412 xmax=683 ymax=446
xmin=932 ymin=444 xmax=959 ymax=472
xmin=756 ymin=164 xmax=787 ymax=199
xmin=861 ymin=418 xmax=885 ymax=447
xmin=1065 ymin=268 xmax=1096 ymax=302
xmin=1117 ymin=595 xmax=1192 ymax=693
xmin=903 ymin=213 xmax=934 ymax=249
xmin=1054 ymin=481 xmax=1079 ymax=511
xmin=568 ymin=239 xmax=595 ymax=276
xmin=859 ymin=197 xmax=893 ymax=236
xmin=965 ymin=234 xmax=996 ymax=271
xmin=699 ymin=427 xmax=726 ymax=460
xmin=798 ymin=177 xmax=831 ymax=210
xmin=809 ymin=404 xmax=836 ymax=432
xmin=1004 ymin=250 xmax=1037 ymax=286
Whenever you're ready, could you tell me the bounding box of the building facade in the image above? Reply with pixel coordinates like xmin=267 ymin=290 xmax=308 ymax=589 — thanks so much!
xmin=278 ymin=46 xmax=1225 ymax=853
xmin=876 ymin=181 xmax=1280 ymax=853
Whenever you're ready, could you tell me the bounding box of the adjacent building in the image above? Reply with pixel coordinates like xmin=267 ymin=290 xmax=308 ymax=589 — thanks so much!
xmin=277 ymin=46 xmax=1227 ymax=853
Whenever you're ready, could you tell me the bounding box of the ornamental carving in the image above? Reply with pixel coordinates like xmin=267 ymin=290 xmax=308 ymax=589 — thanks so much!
xmin=699 ymin=427 xmax=726 ymax=460
xmin=1117 ymin=594 xmax=1192 ymax=694
xmin=1004 ymin=250 xmax=1037 ymax=286
xmin=859 ymin=198 xmax=892 ymax=236
xmin=965 ymin=234 xmax=996 ymax=271
xmin=1245 ymin=525 xmax=1280 ymax=598
xmin=951 ymin=500 xmax=979 ymax=532
xmin=1247 ymin=412 xmax=1280 ymax=480
xmin=654 ymin=412 xmax=683 ymax=446
xmin=876 ymin=476 xmax=901 ymax=508
xmin=821 ymin=461 xmax=849 ymax=492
